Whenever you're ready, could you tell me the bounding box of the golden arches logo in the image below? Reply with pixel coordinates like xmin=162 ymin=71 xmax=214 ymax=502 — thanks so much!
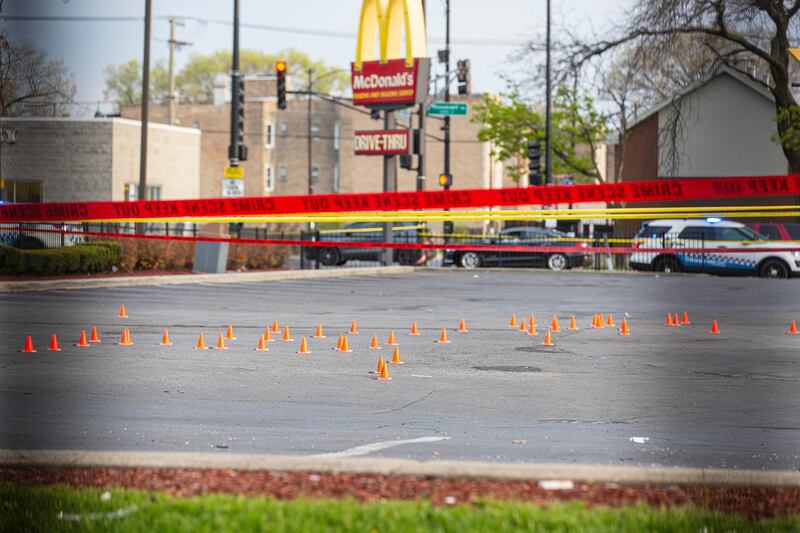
xmin=355 ymin=0 xmax=426 ymax=71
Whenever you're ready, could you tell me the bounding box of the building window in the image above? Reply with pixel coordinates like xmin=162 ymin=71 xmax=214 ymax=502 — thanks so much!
xmin=264 ymin=165 xmax=275 ymax=192
xmin=124 ymin=183 xmax=161 ymax=201
xmin=0 ymin=179 xmax=42 ymax=203
xmin=333 ymin=165 xmax=340 ymax=193
xmin=279 ymin=122 xmax=288 ymax=136
xmin=279 ymin=166 xmax=288 ymax=182
xmin=333 ymin=121 xmax=340 ymax=150
xmin=265 ymin=121 xmax=275 ymax=148
xmin=311 ymin=166 xmax=320 ymax=184
xmin=311 ymin=123 xmax=320 ymax=137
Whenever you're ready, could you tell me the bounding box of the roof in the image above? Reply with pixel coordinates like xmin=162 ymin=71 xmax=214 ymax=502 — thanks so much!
xmin=623 ymin=65 xmax=774 ymax=134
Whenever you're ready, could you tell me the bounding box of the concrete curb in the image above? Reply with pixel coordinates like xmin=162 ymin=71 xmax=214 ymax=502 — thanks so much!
xmin=0 ymin=266 xmax=416 ymax=293
xmin=2 ymin=450 xmax=798 ymax=487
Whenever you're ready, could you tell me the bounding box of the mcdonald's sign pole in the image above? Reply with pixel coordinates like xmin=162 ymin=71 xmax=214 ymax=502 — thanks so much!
xmin=351 ymin=0 xmax=430 ymax=265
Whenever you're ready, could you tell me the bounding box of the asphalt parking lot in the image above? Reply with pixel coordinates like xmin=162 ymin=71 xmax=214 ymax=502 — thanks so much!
xmin=2 ymin=269 xmax=799 ymax=470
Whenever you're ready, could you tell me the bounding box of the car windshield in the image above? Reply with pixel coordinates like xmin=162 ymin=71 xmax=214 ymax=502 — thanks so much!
xmin=635 ymin=225 xmax=670 ymax=238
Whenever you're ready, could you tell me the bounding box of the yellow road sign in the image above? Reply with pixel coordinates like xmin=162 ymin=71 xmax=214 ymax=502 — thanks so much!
xmin=790 ymin=48 xmax=800 ymax=62
xmin=223 ymin=166 xmax=244 ymax=179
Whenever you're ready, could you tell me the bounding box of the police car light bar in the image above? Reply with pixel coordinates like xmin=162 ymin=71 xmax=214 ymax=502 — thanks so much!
xmin=705 ymin=217 xmax=723 ymax=223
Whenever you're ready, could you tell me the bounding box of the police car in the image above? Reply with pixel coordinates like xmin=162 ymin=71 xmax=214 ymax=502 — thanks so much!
xmin=630 ymin=218 xmax=800 ymax=279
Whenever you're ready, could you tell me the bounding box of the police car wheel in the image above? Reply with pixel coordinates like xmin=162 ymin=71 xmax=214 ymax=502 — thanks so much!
xmin=459 ymin=252 xmax=482 ymax=269
xmin=547 ymin=253 xmax=568 ymax=271
xmin=653 ymin=256 xmax=681 ymax=273
xmin=758 ymin=259 xmax=789 ymax=279
xmin=318 ymin=247 xmax=341 ymax=266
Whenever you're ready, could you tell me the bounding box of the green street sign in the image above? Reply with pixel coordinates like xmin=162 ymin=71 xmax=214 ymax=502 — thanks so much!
xmin=427 ymin=102 xmax=468 ymax=116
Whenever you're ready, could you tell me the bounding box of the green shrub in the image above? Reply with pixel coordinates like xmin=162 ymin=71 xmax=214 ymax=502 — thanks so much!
xmin=0 ymin=244 xmax=115 ymax=276
xmin=78 ymin=241 xmax=121 ymax=264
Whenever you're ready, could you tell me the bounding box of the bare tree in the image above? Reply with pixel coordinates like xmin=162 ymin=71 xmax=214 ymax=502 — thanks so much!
xmin=0 ymin=31 xmax=76 ymax=116
xmin=566 ymin=0 xmax=800 ymax=172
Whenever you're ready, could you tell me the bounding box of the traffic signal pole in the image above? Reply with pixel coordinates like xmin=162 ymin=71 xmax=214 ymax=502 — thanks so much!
xmin=544 ymin=0 xmax=552 ymax=185
xmin=443 ymin=0 xmax=451 ymax=189
xmin=229 ymin=0 xmax=241 ymax=169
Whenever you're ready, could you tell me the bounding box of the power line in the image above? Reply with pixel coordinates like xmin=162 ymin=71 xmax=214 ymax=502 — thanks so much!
xmin=0 ymin=14 xmax=527 ymax=47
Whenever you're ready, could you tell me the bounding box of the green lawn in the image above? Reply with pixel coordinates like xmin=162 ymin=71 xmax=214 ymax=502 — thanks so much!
xmin=1 ymin=483 xmax=797 ymax=532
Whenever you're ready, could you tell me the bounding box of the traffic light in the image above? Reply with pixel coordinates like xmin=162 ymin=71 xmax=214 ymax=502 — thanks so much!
xmin=235 ymin=78 xmax=245 ymax=143
xmin=456 ymin=59 xmax=470 ymax=95
xmin=399 ymin=154 xmax=413 ymax=170
xmin=438 ymin=173 xmax=452 ymax=188
xmin=229 ymin=75 xmax=248 ymax=162
xmin=527 ymin=139 xmax=542 ymax=186
xmin=276 ymin=60 xmax=287 ymax=110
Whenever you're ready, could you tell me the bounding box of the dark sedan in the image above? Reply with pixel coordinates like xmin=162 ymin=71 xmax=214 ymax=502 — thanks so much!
xmin=443 ymin=227 xmax=591 ymax=270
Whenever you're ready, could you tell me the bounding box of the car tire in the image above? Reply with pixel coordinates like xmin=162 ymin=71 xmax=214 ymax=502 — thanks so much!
xmin=758 ymin=258 xmax=790 ymax=279
xmin=546 ymin=253 xmax=568 ymax=271
xmin=396 ymin=249 xmax=421 ymax=266
xmin=18 ymin=236 xmax=45 ymax=250
xmin=459 ymin=252 xmax=482 ymax=269
xmin=318 ymin=247 xmax=341 ymax=266
xmin=653 ymin=256 xmax=682 ymax=273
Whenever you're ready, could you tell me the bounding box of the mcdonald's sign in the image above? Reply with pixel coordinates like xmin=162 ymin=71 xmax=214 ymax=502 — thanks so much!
xmin=351 ymin=0 xmax=430 ymax=107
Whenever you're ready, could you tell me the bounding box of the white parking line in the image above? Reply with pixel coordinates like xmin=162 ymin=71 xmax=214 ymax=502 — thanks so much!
xmin=308 ymin=436 xmax=450 ymax=459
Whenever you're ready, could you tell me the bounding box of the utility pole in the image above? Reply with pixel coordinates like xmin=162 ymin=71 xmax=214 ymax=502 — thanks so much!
xmin=544 ymin=0 xmax=552 ymax=185
xmin=382 ymin=109 xmax=397 ymax=266
xmin=417 ymin=0 xmax=426 ymax=192
xmin=166 ymin=18 xmax=190 ymax=126
xmin=307 ymin=68 xmax=313 ymax=195
xmin=229 ymin=0 xmax=242 ymax=168
xmin=137 ymin=0 xmax=152 ymax=235
xmin=443 ymin=0 xmax=451 ymax=189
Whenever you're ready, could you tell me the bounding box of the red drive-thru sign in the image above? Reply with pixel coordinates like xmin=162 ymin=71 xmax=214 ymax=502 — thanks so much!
xmin=351 ymin=58 xmax=430 ymax=107
xmin=354 ymin=129 xmax=411 ymax=155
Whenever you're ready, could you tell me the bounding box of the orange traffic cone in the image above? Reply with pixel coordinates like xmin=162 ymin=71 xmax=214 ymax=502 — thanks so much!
xmin=340 ymin=335 xmax=352 ymax=353
xmin=519 ymin=319 xmax=527 ymax=332
xmin=48 ymin=334 xmax=61 ymax=352
xmin=391 ymin=346 xmax=403 ymax=364
xmin=681 ymin=311 xmax=690 ymax=325
xmin=75 ymin=330 xmax=90 ymax=347
xmin=118 ymin=305 xmax=128 ymax=318
xmin=436 ymin=327 xmax=450 ymax=344
xmin=619 ymin=318 xmax=630 ymax=336
xmin=458 ymin=318 xmax=468 ymax=333
xmin=335 ymin=334 xmax=344 ymax=351
xmin=272 ymin=319 xmax=280 ymax=333
xmin=410 ymin=321 xmax=420 ymax=336
xmin=568 ymin=316 xmax=578 ymax=330
xmin=195 ymin=332 xmax=208 ymax=350
xmin=529 ymin=313 xmax=537 ymax=328
xmin=597 ymin=314 xmax=605 ymax=328
xmin=665 ymin=313 xmax=674 ymax=327
xmin=387 ymin=330 xmax=398 ymax=346
xmin=542 ymin=330 xmax=554 ymax=346
xmin=314 ymin=324 xmax=326 ymax=339
xmin=591 ymin=314 xmax=598 ymax=328
xmin=673 ymin=313 xmax=681 ymax=328
xmin=283 ymin=326 xmax=293 ymax=341
xmin=607 ymin=314 xmax=615 ymax=327
xmin=119 ymin=328 xmax=133 ymax=346
xmin=263 ymin=327 xmax=273 ymax=342
xmin=551 ymin=315 xmax=560 ymax=333
xmin=377 ymin=360 xmax=391 ymax=381
xmin=225 ymin=324 xmax=236 ymax=340
xmin=528 ymin=321 xmax=538 ymax=336
xmin=709 ymin=320 xmax=720 ymax=334
xmin=297 ymin=337 xmax=311 ymax=354
xmin=89 ymin=326 xmax=101 ymax=343
xmin=789 ymin=320 xmax=799 ymax=335
xmin=372 ymin=356 xmax=385 ymax=374
xmin=350 ymin=320 xmax=359 ymax=334
xmin=160 ymin=329 xmax=172 ymax=346
xmin=255 ymin=335 xmax=268 ymax=352
xmin=369 ymin=333 xmax=380 ymax=349
xmin=508 ymin=313 xmax=518 ymax=328
xmin=22 ymin=336 xmax=36 ymax=353
xmin=215 ymin=333 xmax=228 ymax=350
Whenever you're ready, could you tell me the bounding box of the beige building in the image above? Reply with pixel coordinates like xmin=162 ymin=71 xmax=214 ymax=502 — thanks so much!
xmin=0 ymin=117 xmax=200 ymax=203
xmin=121 ymin=77 xmax=506 ymax=203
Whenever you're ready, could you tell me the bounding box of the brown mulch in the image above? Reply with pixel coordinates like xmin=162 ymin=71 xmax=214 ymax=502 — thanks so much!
xmin=2 ymin=467 xmax=799 ymax=520
xmin=0 ymin=270 xmax=196 ymax=282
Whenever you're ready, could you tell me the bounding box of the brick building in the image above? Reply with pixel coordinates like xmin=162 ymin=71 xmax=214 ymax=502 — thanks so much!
xmin=0 ymin=117 xmax=200 ymax=203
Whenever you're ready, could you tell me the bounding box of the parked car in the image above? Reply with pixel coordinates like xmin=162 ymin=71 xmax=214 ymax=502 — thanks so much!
xmin=630 ymin=218 xmax=800 ymax=279
xmin=0 ymin=223 xmax=85 ymax=249
xmin=747 ymin=222 xmax=800 ymax=241
xmin=443 ymin=226 xmax=591 ymax=270
xmin=305 ymin=221 xmax=425 ymax=266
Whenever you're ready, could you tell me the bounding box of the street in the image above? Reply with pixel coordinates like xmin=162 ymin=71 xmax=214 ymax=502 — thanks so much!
xmin=2 ymin=269 xmax=799 ymax=470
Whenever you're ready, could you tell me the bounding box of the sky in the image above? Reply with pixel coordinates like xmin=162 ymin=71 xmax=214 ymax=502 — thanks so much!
xmin=1 ymin=0 xmax=630 ymax=115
